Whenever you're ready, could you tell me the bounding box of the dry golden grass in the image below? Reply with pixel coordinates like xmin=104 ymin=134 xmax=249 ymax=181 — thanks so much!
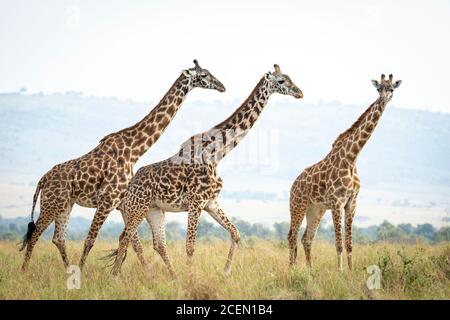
xmin=0 ymin=239 xmax=449 ymax=300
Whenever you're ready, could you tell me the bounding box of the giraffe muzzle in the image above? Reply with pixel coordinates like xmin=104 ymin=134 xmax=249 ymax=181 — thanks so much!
xmin=294 ymin=90 xmax=304 ymax=99
xmin=216 ymin=83 xmax=226 ymax=93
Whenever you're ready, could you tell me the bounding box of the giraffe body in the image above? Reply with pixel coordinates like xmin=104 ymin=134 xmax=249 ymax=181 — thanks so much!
xmin=289 ymin=149 xmax=361 ymax=270
xmin=110 ymin=65 xmax=304 ymax=276
xmin=126 ymin=159 xmax=223 ymax=215
xmin=114 ymin=159 xmax=225 ymax=276
xmin=20 ymin=60 xmax=226 ymax=270
xmin=288 ymin=74 xmax=402 ymax=271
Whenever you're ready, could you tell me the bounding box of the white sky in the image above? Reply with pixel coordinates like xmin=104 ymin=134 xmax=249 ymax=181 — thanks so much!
xmin=1 ymin=0 xmax=449 ymax=112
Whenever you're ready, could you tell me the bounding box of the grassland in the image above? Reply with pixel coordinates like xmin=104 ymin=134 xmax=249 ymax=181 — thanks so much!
xmin=0 ymin=240 xmax=449 ymax=300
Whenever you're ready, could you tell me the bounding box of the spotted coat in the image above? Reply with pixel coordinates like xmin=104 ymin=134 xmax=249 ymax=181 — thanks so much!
xmin=288 ymin=74 xmax=402 ymax=271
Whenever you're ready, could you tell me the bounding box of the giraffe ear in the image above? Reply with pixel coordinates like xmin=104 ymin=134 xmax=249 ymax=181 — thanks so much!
xmin=371 ymin=80 xmax=380 ymax=89
xmin=266 ymin=72 xmax=275 ymax=80
xmin=183 ymin=69 xmax=197 ymax=77
xmin=393 ymin=80 xmax=402 ymax=89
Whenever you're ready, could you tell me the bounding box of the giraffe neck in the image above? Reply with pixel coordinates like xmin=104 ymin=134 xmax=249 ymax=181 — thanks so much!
xmin=332 ymin=97 xmax=389 ymax=163
xmin=176 ymin=77 xmax=272 ymax=165
xmin=100 ymin=73 xmax=192 ymax=164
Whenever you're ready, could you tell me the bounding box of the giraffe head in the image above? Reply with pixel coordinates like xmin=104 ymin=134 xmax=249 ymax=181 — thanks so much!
xmin=182 ymin=59 xmax=226 ymax=92
xmin=371 ymin=74 xmax=402 ymax=101
xmin=265 ymin=64 xmax=303 ymax=99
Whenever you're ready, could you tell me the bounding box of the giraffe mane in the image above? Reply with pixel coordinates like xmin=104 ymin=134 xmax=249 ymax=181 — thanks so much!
xmin=332 ymin=100 xmax=377 ymax=147
xmin=99 ymin=73 xmax=186 ymax=144
xmin=213 ymin=77 xmax=266 ymax=130
xmin=99 ymin=126 xmax=133 ymax=144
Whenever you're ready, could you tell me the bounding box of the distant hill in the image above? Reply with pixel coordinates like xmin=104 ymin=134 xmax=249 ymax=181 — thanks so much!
xmin=1 ymin=92 xmax=449 ymax=200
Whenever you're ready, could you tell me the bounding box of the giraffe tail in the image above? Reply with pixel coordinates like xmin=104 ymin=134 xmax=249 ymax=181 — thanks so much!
xmin=99 ymin=248 xmax=128 ymax=268
xmin=19 ymin=178 xmax=42 ymax=251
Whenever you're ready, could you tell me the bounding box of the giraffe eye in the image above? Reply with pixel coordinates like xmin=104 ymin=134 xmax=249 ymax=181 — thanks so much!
xmin=277 ymin=79 xmax=285 ymax=84
xmin=200 ymin=73 xmax=208 ymax=77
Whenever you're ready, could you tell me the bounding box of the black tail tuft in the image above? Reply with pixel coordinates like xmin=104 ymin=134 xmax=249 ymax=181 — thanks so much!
xmin=19 ymin=221 xmax=36 ymax=252
xmin=19 ymin=178 xmax=42 ymax=252
xmin=99 ymin=248 xmax=127 ymax=268
xmin=100 ymin=249 xmax=119 ymax=261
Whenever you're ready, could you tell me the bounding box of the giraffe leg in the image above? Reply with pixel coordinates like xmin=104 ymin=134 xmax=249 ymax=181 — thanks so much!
xmin=288 ymin=196 xmax=308 ymax=266
xmin=111 ymin=226 xmax=132 ymax=275
xmin=301 ymin=206 xmax=325 ymax=268
xmin=79 ymin=205 xmax=114 ymax=269
xmin=21 ymin=212 xmax=54 ymax=271
xmin=130 ymin=233 xmax=147 ymax=267
xmin=146 ymin=208 xmax=176 ymax=277
xmin=22 ymin=184 xmax=73 ymax=271
xmin=120 ymin=209 xmax=148 ymax=268
xmin=186 ymin=209 xmax=201 ymax=268
xmin=80 ymin=177 xmax=128 ymax=268
xmin=52 ymin=203 xmax=74 ymax=268
xmin=204 ymin=200 xmax=240 ymax=276
xmin=344 ymin=195 xmax=357 ymax=270
xmin=111 ymin=209 xmax=146 ymax=275
xmin=331 ymin=203 xmax=344 ymax=272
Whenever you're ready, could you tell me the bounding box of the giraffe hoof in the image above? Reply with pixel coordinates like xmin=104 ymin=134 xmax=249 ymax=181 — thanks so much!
xmin=223 ymin=268 xmax=232 ymax=277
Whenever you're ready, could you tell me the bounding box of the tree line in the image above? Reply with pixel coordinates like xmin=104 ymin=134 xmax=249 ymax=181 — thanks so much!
xmin=0 ymin=215 xmax=448 ymax=244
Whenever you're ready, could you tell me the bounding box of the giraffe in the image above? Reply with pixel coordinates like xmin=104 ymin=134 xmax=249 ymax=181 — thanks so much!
xmin=20 ymin=60 xmax=226 ymax=270
xmin=109 ymin=64 xmax=303 ymax=276
xmin=288 ymin=74 xmax=402 ymax=271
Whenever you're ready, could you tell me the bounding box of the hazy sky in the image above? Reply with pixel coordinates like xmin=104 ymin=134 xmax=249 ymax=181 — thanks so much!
xmin=1 ymin=0 xmax=449 ymax=112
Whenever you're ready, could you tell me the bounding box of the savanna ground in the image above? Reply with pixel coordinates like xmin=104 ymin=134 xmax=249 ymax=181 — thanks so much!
xmin=0 ymin=240 xmax=449 ymax=300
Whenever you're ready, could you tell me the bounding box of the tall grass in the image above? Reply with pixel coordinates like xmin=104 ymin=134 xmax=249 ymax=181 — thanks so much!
xmin=0 ymin=240 xmax=448 ymax=299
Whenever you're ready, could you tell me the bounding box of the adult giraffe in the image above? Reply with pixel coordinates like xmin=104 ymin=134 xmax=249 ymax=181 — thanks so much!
xmin=110 ymin=64 xmax=303 ymax=276
xmin=288 ymin=74 xmax=401 ymax=271
xmin=20 ymin=60 xmax=226 ymax=270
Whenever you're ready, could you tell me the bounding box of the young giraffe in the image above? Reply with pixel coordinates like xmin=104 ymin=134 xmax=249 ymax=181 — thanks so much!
xmin=20 ymin=60 xmax=226 ymax=270
xmin=288 ymin=74 xmax=402 ymax=271
xmin=110 ymin=64 xmax=303 ymax=276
